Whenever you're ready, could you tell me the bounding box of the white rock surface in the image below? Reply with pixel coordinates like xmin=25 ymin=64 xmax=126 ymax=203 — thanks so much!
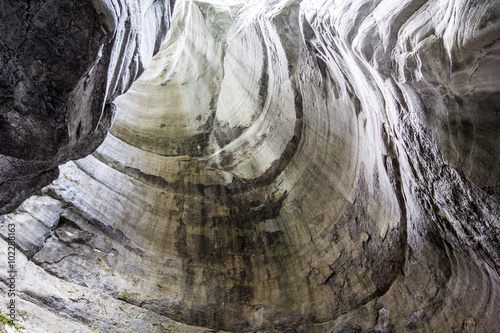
xmin=1 ymin=0 xmax=499 ymax=332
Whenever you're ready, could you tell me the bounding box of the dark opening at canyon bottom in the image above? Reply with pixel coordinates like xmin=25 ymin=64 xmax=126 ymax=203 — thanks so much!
xmin=0 ymin=0 xmax=499 ymax=332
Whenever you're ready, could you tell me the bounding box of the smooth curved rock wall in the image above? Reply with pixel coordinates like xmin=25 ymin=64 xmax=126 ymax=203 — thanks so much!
xmin=0 ymin=0 xmax=173 ymax=214
xmin=1 ymin=0 xmax=499 ymax=332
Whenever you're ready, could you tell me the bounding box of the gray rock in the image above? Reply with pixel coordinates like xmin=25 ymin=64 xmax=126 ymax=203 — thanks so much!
xmin=0 ymin=0 xmax=499 ymax=332
xmin=0 ymin=0 xmax=173 ymax=214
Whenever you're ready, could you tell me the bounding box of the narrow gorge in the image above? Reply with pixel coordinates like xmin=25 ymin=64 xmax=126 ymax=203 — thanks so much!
xmin=1 ymin=0 xmax=499 ymax=332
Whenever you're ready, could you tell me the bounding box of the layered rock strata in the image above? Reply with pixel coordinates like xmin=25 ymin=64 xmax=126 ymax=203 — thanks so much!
xmin=0 ymin=0 xmax=173 ymax=214
xmin=1 ymin=0 xmax=500 ymax=332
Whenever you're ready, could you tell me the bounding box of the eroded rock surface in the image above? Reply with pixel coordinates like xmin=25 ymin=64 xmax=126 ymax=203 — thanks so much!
xmin=0 ymin=0 xmax=173 ymax=214
xmin=1 ymin=0 xmax=500 ymax=332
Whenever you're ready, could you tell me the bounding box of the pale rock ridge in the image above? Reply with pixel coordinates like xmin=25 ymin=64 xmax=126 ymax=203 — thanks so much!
xmin=0 ymin=0 xmax=499 ymax=332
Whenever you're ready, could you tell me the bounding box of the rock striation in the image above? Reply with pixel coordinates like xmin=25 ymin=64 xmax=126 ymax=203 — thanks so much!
xmin=0 ymin=0 xmax=173 ymax=214
xmin=1 ymin=0 xmax=500 ymax=332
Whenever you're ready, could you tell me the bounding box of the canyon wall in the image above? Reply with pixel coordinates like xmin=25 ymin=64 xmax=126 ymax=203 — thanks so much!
xmin=1 ymin=0 xmax=499 ymax=332
xmin=0 ymin=0 xmax=173 ymax=214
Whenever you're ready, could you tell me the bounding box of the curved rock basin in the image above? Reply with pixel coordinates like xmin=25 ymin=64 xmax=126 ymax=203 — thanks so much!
xmin=1 ymin=0 xmax=499 ymax=332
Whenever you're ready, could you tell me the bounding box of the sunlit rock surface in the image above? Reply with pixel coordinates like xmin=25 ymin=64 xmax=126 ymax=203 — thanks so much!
xmin=0 ymin=0 xmax=173 ymax=214
xmin=1 ymin=0 xmax=500 ymax=332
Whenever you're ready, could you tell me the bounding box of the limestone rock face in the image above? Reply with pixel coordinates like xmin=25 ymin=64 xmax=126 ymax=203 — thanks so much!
xmin=1 ymin=0 xmax=500 ymax=332
xmin=0 ymin=0 xmax=173 ymax=214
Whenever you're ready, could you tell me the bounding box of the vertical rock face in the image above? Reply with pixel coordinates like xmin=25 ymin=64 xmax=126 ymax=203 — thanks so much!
xmin=0 ymin=0 xmax=173 ymax=214
xmin=1 ymin=0 xmax=499 ymax=332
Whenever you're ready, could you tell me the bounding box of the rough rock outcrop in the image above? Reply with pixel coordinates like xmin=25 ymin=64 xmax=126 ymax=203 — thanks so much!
xmin=0 ymin=0 xmax=173 ymax=214
xmin=1 ymin=0 xmax=500 ymax=332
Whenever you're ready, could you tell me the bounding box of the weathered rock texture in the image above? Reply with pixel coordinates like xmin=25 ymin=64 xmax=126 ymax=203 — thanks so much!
xmin=0 ymin=0 xmax=173 ymax=214
xmin=1 ymin=0 xmax=500 ymax=332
